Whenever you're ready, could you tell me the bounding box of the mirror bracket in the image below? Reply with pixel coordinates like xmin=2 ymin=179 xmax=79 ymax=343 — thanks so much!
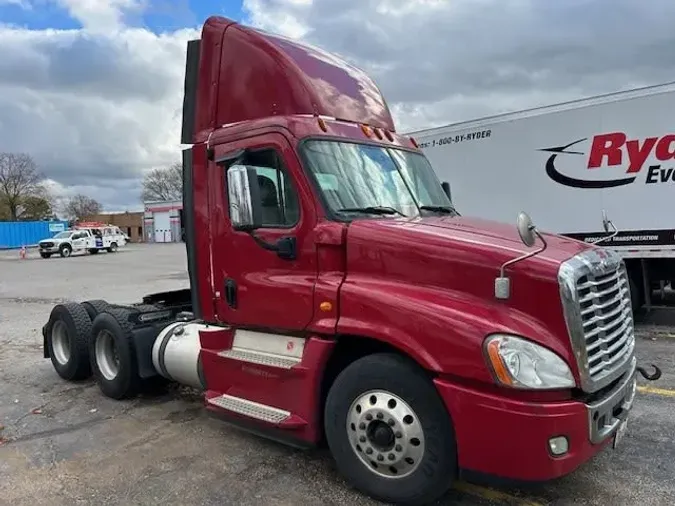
xmin=495 ymin=212 xmax=549 ymax=300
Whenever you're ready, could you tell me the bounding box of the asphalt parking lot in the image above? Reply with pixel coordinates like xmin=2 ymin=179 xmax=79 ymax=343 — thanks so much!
xmin=1 ymin=243 xmax=674 ymax=506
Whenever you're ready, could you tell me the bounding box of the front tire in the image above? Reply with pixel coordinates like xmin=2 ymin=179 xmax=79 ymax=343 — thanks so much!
xmin=324 ymin=353 xmax=457 ymax=505
xmin=89 ymin=309 xmax=140 ymax=399
xmin=59 ymin=244 xmax=72 ymax=258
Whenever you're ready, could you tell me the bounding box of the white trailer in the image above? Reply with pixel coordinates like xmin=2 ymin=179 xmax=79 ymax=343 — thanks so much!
xmin=408 ymin=81 xmax=675 ymax=313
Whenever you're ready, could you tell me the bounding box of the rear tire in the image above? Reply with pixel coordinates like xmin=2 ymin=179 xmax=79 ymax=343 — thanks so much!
xmin=89 ymin=308 xmax=140 ymax=399
xmin=107 ymin=242 xmax=118 ymax=253
xmin=82 ymin=299 xmax=111 ymax=321
xmin=324 ymin=353 xmax=457 ymax=505
xmin=44 ymin=303 xmax=92 ymax=380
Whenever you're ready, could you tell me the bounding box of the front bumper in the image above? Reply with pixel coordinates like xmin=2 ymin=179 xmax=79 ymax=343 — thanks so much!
xmin=434 ymin=357 xmax=637 ymax=482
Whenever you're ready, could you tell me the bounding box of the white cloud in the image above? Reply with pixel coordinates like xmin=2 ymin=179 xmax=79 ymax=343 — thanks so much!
xmin=55 ymin=0 xmax=147 ymax=32
xmin=2 ymin=0 xmax=675 ymax=211
xmin=242 ymin=0 xmax=675 ymax=132
xmin=0 ymin=22 xmax=199 ymax=211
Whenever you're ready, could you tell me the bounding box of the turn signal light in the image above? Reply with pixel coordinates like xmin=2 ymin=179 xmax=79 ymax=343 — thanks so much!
xmin=361 ymin=124 xmax=373 ymax=137
xmin=317 ymin=117 xmax=328 ymax=132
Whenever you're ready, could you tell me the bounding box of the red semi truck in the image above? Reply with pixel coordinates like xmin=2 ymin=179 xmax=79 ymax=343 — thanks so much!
xmin=41 ymin=16 xmax=661 ymax=505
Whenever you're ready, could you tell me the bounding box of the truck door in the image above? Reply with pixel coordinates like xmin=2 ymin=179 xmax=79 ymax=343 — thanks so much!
xmin=211 ymin=132 xmax=317 ymax=332
xmin=72 ymin=231 xmax=87 ymax=250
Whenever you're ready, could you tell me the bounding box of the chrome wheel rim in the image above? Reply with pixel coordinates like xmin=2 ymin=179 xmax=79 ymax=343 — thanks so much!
xmin=52 ymin=320 xmax=71 ymax=365
xmin=95 ymin=330 xmax=120 ymax=380
xmin=347 ymin=389 xmax=425 ymax=479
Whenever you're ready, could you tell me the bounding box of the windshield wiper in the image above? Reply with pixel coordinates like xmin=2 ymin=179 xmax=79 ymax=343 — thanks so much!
xmin=420 ymin=205 xmax=460 ymax=216
xmin=337 ymin=206 xmax=407 ymax=217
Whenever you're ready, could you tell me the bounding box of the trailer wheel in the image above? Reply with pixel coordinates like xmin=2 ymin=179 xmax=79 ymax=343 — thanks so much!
xmin=45 ymin=303 xmax=92 ymax=381
xmin=59 ymin=244 xmax=72 ymax=258
xmin=81 ymin=299 xmax=111 ymax=321
xmin=324 ymin=353 xmax=457 ymax=505
xmin=90 ymin=308 xmax=140 ymax=399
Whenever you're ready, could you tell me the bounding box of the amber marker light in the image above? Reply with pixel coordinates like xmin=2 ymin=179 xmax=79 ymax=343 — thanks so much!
xmin=320 ymin=301 xmax=333 ymax=312
xmin=486 ymin=339 xmax=514 ymax=386
xmin=317 ymin=117 xmax=328 ymax=132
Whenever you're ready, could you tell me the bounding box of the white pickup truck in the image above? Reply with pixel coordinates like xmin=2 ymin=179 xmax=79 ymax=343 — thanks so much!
xmin=38 ymin=226 xmax=126 ymax=258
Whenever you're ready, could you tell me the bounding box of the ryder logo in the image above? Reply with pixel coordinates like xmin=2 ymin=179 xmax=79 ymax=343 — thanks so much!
xmin=539 ymin=132 xmax=675 ymax=188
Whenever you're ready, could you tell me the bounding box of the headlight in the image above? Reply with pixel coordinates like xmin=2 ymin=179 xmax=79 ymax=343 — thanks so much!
xmin=484 ymin=334 xmax=575 ymax=389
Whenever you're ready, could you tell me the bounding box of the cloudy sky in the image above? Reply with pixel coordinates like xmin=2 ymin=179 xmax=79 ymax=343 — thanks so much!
xmin=1 ymin=0 xmax=674 ymax=212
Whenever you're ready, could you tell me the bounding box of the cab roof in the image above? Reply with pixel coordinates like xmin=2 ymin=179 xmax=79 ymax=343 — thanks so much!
xmin=183 ymin=16 xmax=396 ymax=144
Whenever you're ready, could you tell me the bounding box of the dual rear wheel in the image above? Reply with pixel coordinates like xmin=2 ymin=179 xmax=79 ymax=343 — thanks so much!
xmin=45 ymin=302 xmax=143 ymax=399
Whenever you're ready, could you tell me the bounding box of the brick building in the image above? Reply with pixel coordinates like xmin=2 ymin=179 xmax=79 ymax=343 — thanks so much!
xmin=85 ymin=211 xmax=145 ymax=242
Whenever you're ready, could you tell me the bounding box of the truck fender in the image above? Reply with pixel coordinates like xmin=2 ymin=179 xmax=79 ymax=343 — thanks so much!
xmin=337 ymin=282 xmax=568 ymax=383
xmin=336 ymin=317 xmax=443 ymax=372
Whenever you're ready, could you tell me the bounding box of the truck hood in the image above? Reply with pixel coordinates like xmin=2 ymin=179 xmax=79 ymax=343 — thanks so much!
xmin=408 ymin=215 xmax=591 ymax=264
xmin=345 ymin=214 xmax=593 ymax=288
xmin=342 ymin=215 xmax=593 ymax=362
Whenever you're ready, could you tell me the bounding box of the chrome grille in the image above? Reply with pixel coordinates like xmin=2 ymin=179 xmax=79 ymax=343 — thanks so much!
xmin=558 ymin=248 xmax=636 ymax=393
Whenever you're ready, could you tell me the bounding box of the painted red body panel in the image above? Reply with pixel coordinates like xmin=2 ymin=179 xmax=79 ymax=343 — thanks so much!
xmin=338 ymin=217 xmax=590 ymax=383
xmin=202 ymin=336 xmax=335 ymax=443
xmin=434 ymin=378 xmax=610 ymax=480
xmin=187 ymin=14 xmax=611 ymax=484
xmin=191 ymin=16 xmax=395 ymax=145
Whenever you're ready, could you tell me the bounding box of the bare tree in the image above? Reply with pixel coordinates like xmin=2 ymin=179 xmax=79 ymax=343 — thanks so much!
xmin=142 ymin=162 xmax=182 ymax=202
xmin=0 ymin=152 xmax=45 ymax=220
xmin=63 ymin=194 xmax=102 ymax=221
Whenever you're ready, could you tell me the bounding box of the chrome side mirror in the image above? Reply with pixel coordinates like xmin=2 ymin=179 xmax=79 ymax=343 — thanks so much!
xmin=516 ymin=212 xmax=536 ymax=247
xmin=228 ymin=165 xmax=262 ymax=231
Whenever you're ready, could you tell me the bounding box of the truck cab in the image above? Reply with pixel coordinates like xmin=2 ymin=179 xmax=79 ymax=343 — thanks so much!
xmin=41 ymin=15 xmax=654 ymax=506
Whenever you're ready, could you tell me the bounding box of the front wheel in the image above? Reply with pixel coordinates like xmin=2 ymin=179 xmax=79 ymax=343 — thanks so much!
xmin=107 ymin=242 xmax=118 ymax=253
xmin=59 ymin=244 xmax=72 ymax=258
xmin=324 ymin=353 xmax=458 ymax=505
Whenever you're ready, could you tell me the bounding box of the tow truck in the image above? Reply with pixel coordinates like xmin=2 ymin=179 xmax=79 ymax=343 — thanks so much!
xmin=40 ymin=16 xmax=662 ymax=505
xmin=37 ymin=222 xmax=126 ymax=258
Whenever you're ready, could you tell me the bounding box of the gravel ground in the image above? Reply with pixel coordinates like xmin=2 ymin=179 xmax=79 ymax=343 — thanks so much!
xmin=1 ymin=243 xmax=674 ymax=506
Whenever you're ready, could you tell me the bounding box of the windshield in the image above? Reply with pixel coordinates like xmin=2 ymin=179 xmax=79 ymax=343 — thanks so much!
xmin=53 ymin=231 xmax=71 ymax=239
xmin=301 ymin=140 xmax=456 ymax=218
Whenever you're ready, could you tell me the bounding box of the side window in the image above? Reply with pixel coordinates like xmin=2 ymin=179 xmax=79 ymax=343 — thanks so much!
xmin=226 ymin=148 xmax=300 ymax=228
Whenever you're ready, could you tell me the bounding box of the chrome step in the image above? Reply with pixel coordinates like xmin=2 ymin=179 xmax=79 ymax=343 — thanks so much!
xmin=218 ymin=348 xmax=300 ymax=369
xmin=207 ymin=394 xmax=290 ymax=424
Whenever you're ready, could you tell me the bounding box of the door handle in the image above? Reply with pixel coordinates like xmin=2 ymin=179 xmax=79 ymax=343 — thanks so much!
xmin=225 ymin=278 xmax=237 ymax=308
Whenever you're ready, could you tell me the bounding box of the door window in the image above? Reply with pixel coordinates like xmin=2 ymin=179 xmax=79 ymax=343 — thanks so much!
xmin=225 ymin=149 xmax=300 ymax=228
